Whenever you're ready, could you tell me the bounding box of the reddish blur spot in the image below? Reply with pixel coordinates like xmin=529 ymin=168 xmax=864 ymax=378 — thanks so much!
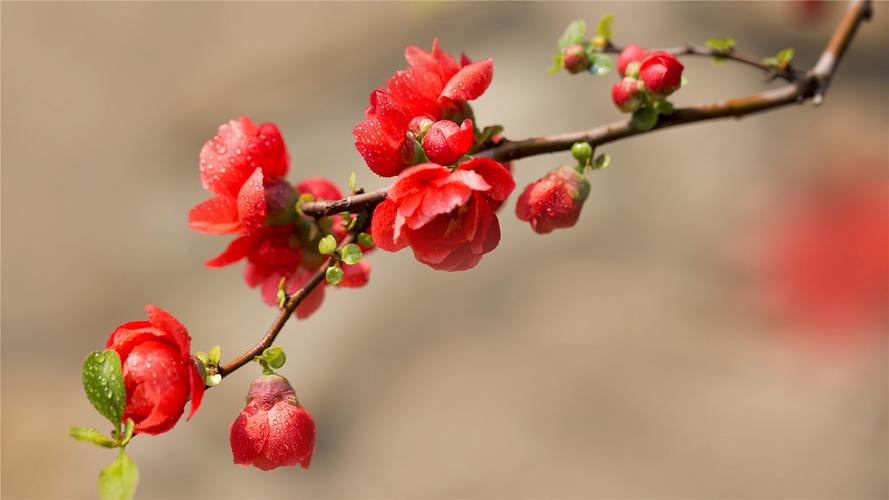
xmin=763 ymin=171 xmax=888 ymax=348
xmin=791 ymin=0 xmax=830 ymax=24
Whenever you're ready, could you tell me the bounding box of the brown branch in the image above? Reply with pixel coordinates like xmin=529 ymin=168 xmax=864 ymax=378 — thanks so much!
xmin=221 ymin=0 xmax=871 ymax=380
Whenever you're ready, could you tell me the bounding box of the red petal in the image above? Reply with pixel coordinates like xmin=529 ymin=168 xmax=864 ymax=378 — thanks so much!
xmin=145 ymin=304 xmax=191 ymax=356
xmin=286 ymin=270 xmax=327 ymax=320
xmin=339 ymin=261 xmax=371 ymax=288
xmin=230 ymin=405 xmax=269 ymax=464
xmin=263 ymin=403 xmax=316 ymax=469
xmin=122 ymin=341 xmax=189 ymax=434
xmin=440 ymin=59 xmax=493 ymax=102
xmin=388 ymin=164 xmax=450 ymax=201
xmin=106 ymin=321 xmax=156 ymax=361
xmin=205 ymin=235 xmax=259 ymax=268
xmin=237 ymin=168 xmax=267 ymax=234
xmin=459 ymin=158 xmax=515 ymax=201
xmin=187 ymin=360 xmax=204 ymax=420
xmin=188 ymin=196 xmax=240 ymax=234
xmin=371 ymin=199 xmax=409 ymax=252
xmin=199 ymin=117 xmax=259 ymax=197
xmin=353 ymin=116 xmax=406 ymax=178
xmin=296 ymin=177 xmax=343 ymax=201
xmin=251 ymin=122 xmax=289 ymax=180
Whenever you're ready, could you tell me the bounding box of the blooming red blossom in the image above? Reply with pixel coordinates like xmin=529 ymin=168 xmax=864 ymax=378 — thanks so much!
xmin=611 ymin=78 xmax=643 ymax=113
xmin=189 ymin=116 xmax=292 ymax=235
xmin=639 ymin=51 xmax=684 ymax=97
xmin=105 ymin=305 xmax=204 ymax=435
xmin=421 ymin=119 xmax=475 ymax=166
xmin=371 ymin=157 xmax=514 ymax=271
xmin=616 ymin=44 xmax=649 ymax=77
xmin=353 ymin=39 xmax=493 ymax=177
xmin=516 ymin=165 xmax=590 ymax=234
xmin=562 ymin=44 xmax=591 ymax=74
xmin=230 ymin=374 xmax=315 ymax=471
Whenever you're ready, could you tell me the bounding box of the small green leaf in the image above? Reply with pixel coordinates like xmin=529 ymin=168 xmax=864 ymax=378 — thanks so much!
xmin=705 ymin=37 xmax=736 ymax=53
xmin=325 ymin=265 xmax=344 ymax=286
xmin=357 ymin=232 xmax=374 ymax=248
xmin=558 ymin=19 xmax=586 ymax=49
xmin=98 ymin=450 xmax=139 ymax=500
xmin=348 ymin=172 xmax=357 ymax=193
xmin=194 ymin=351 xmax=209 ymax=366
xmin=318 ymin=234 xmax=337 ymax=255
xmin=82 ymin=350 xmax=126 ymax=430
xmin=587 ymin=52 xmax=613 ymax=76
xmin=339 ymin=243 xmax=363 ymax=265
xmin=207 ymin=345 xmax=221 ymax=366
xmin=596 ymin=14 xmax=614 ymax=39
xmin=261 ymin=346 xmax=286 ymax=369
xmin=120 ymin=419 xmax=135 ymax=447
xmin=276 ymin=289 xmax=287 ymax=309
xmin=631 ymin=107 xmax=658 ymax=131
xmin=654 ymin=99 xmax=674 ymax=116
xmin=70 ymin=427 xmax=117 ymax=448
xmin=761 ymin=56 xmax=778 ymax=66
xmin=593 ymin=153 xmax=611 ymax=170
xmin=474 ymin=124 xmax=504 ymax=148
xmin=777 ymin=47 xmax=794 ymax=64
xmin=547 ymin=53 xmax=563 ymax=75
xmin=294 ymin=192 xmax=315 ymax=216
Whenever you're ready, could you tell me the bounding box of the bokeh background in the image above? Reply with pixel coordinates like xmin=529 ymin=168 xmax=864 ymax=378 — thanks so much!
xmin=2 ymin=2 xmax=887 ymax=498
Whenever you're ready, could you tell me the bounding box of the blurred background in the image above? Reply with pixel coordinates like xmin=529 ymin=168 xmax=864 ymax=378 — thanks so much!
xmin=2 ymin=1 xmax=887 ymax=498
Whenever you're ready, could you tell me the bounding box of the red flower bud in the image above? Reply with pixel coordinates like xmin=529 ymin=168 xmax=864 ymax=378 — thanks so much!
xmin=616 ymin=44 xmax=649 ymax=77
xmin=421 ymin=119 xmax=475 ymax=165
xmin=105 ymin=305 xmax=204 ymax=435
xmin=611 ymin=77 xmax=643 ymax=113
xmin=515 ymin=165 xmax=590 ymax=234
xmin=562 ymin=44 xmax=591 ymax=74
xmin=639 ymin=51 xmax=684 ymax=97
xmin=230 ymin=374 xmax=315 ymax=471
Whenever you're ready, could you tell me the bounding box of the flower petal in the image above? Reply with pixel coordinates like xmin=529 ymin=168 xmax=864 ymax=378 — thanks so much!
xmin=237 ymin=168 xmax=267 ymax=234
xmin=188 ymin=196 xmax=240 ymax=234
xmin=440 ymin=58 xmax=493 ymax=102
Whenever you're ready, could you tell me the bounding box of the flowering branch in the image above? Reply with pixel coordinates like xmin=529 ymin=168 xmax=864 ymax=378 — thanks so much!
xmin=301 ymin=0 xmax=871 ymax=219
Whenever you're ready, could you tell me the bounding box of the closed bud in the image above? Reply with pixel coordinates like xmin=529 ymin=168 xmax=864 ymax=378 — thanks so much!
xmin=230 ymin=374 xmax=315 ymax=471
xmin=639 ymin=51 xmax=684 ymax=98
xmin=421 ymin=119 xmax=475 ymax=165
xmin=611 ymin=77 xmax=643 ymax=113
xmin=616 ymin=44 xmax=649 ymax=77
xmin=561 ymin=44 xmax=591 ymax=74
xmin=515 ymin=165 xmax=591 ymax=234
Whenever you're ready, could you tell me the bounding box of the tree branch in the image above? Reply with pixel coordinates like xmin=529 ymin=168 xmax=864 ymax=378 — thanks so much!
xmin=223 ymin=0 xmax=871 ymax=379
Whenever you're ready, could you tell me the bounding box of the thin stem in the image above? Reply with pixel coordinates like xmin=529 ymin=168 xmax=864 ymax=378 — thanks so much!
xmin=221 ymin=0 xmax=871 ymax=380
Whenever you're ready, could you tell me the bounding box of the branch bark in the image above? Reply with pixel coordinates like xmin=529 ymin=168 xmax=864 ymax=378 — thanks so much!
xmin=222 ymin=0 xmax=871 ymax=380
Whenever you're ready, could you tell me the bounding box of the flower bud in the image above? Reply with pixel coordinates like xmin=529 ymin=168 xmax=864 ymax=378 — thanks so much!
xmin=561 ymin=44 xmax=591 ymax=74
xmin=407 ymin=115 xmax=435 ymax=141
xmin=515 ymin=165 xmax=590 ymax=234
xmin=421 ymin=119 xmax=475 ymax=165
xmin=616 ymin=44 xmax=649 ymax=77
xmin=639 ymin=51 xmax=684 ymax=98
xmin=230 ymin=374 xmax=315 ymax=471
xmin=611 ymin=77 xmax=643 ymax=113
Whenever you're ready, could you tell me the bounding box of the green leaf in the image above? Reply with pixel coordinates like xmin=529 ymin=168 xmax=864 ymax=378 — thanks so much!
xmin=596 ymin=14 xmax=614 ymax=39
xmin=318 ymin=234 xmax=337 ymax=255
xmin=558 ymin=19 xmax=586 ymax=49
xmin=98 ymin=450 xmax=139 ymax=500
xmin=547 ymin=53 xmax=563 ymax=75
xmin=120 ymin=419 xmax=135 ymax=447
xmin=705 ymin=37 xmax=736 ymax=53
xmin=261 ymin=346 xmax=286 ymax=369
xmin=474 ymin=124 xmax=504 ymax=149
xmin=347 ymin=172 xmax=357 ymax=193
xmin=339 ymin=243 xmax=363 ymax=265
xmin=593 ymin=153 xmax=611 ymax=170
xmin=631 ymin=107 xmax=658 ymax=131
xmin=587 ymin=52 xmax=613 ymax=76
xmin=325 ymin=265 xmax=344 ymax=286
xmin=69 ymin=427 xmax=117 ymax=448
xmin=82 ymin=350 xmax=126 ymax=430
xmin=654 ymin=99 xmax=674 ymax=116
xmin=357 ymin=232 xmax=374 ymax=248
xmin=777 ymin=47 xmax=794 ymax=64
xmin=207 ymin=345 xmax=221 ymax=366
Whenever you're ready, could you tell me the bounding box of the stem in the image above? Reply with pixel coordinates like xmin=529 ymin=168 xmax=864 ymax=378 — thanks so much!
xmin=221 ymin=0 xmax=871 ymax=379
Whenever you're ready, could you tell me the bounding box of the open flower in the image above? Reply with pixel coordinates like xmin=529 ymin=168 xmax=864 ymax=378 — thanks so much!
xmin=353 ymin=39 xmax=493 ymax=177
xmin=230 ymin=374 xmax=315 ymax=471
xmin=105 ymin=305 xmax=204 ymax=435
xmin=371 ymin=158 xmax=514 ymax=271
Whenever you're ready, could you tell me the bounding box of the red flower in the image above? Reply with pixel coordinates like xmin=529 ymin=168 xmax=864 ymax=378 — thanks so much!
xmin=611 ymin=78 xmax=643 ymax=113
xmin=639 ymin=51 xmax=684 ymax=97
xmin=230 ymin=374 xmax=315 ymax=471
xmin=189 ymin=116 xmax=292 ymax=235
xmin=105 ymin=305 xmax=204 ymax=435
xmin=421 ymin=119 xmax=475 ymax=165
xmin=562 ymin=44 xmax=591 ymax=74
xmin=616 ymin=44 xmax=649 ymax=77
xmin=371 ymin=157 xmax=514 ymax=271
xmin=353 ymin=39 xmax=493 ymax=177
xmin=515 ymin=165 xmax=590 ymax=234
